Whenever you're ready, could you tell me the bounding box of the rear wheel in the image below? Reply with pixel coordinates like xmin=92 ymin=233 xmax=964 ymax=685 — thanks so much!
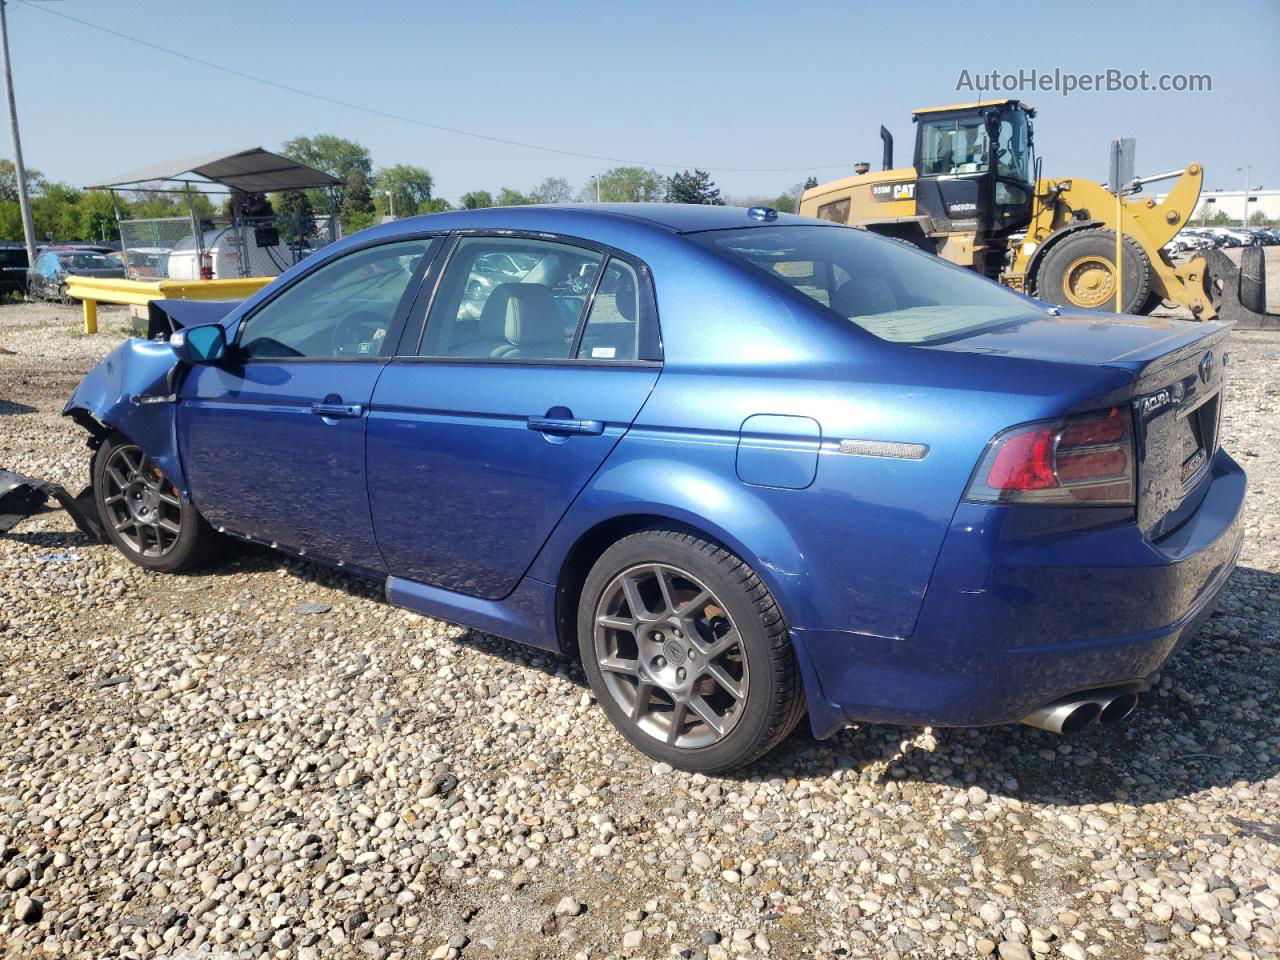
xmin=1036 ymin=229 xmax=1152 ymax=313
xmin=577 ymin=527 xmax=805 ymax=773
xmin=93 ymin=432 xmax=222 ymax=573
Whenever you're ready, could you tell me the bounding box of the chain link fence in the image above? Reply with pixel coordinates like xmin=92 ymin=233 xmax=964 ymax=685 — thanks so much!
xmin=117 ymin=214 xmax=340 ymax=281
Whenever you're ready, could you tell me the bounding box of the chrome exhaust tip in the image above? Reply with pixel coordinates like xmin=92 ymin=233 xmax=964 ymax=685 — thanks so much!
xmin=1098 ymin=692 xmax=1139 ymax=724
xmin=1021 ymin=699 xmax=1101 ymax=735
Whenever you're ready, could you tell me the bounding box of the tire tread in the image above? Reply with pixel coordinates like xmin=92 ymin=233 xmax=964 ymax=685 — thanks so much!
xmin=583 ymin=524 xmax=806 ymax=772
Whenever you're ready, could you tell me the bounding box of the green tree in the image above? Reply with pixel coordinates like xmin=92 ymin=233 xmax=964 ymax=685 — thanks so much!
xmin=373 ymin=164 xmax=434 ymax=218
xmin=274 ymin=189 xmax=315 ymax=243
xmin=421 ymin=197 xmax=451 ymax=214
xmin=281 ymin=134 xmax=372 ymax=212
xmin=803 ymin=176 xmax=819 ymax=190
xmin=460 ymin=190 xmax=493 ymax=209
xmin=31 ymin=184 xmax=84 ymax=241
xmin=496 ymin=187 xmax=530 ymax=206
xmin=529 ymin=177 xmax=573 ymax=204
xmin=665 ymin=169 xmax=723 ymax=205
xmin=339 ymin=169 xmax=376 ymax=232
xmin=76 ymin=190 xmax=123 ymax=242
xmin=0 ymin=201 xmax=23 ymax=242
xmin=583 ymin=167 xmax=665 ymax=203
xmin=129 ymin=185 xmax=215 ymax=220
xmin=0 ymin=158 xmax=46 ymax=202
xmin=772 ymin=192 xmax=797 ymax=214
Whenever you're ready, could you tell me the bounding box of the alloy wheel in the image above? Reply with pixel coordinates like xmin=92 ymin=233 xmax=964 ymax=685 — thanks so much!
xmin=592 ymin=563 xmax=749 ymax=749
xmin=100 ymin=445 xmax=183 ymax=558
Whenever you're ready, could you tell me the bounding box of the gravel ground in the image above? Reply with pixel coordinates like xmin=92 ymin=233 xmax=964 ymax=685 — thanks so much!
xmin=1 ymin=300 xmax=1277 ymax=960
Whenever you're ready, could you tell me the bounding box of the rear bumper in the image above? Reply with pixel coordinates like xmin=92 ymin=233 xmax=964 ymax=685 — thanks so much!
xmin=794 ymin=449 xmax=1246 ymax=738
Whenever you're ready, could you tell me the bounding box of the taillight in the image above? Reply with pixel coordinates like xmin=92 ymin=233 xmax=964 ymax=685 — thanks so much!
xmin=964 ymin=407 xmax=1135 ymax=506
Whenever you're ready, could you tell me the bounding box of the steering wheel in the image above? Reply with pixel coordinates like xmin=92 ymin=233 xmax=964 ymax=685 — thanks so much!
xmin=330 ymin=310 xmax=387 ymax=357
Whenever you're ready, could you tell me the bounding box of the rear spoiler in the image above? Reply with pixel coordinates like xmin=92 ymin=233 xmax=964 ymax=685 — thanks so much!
xmin=146 ymin=299 xmax=242 ymax=340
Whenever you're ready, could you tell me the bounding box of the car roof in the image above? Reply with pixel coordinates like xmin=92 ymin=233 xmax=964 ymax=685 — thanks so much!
xmin=385 ymin=203 xmax=826 ymax=237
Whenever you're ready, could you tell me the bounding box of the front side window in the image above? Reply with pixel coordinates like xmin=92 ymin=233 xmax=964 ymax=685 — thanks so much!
xmin=690 ymin=225 xmax=1033 ymax=344
xmin=996 ymin=110 xmax=1030 ymax=181
xmin=238 ymin=239 xmax=431 ymax=359
xmin=918 ymin=116 xmax=989 ymax=176
xmin=420 ymin=237 xmax=603 ymax=360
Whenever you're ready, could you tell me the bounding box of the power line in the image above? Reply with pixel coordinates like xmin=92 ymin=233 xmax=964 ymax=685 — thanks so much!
xmin=18 ymin=1 xmax=855 ymax=174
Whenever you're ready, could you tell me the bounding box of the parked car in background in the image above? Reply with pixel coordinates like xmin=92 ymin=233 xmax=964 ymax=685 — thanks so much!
xmin=26 ymin=248 xmax=125 ymax=301
xmin=123 ymin=246 xmax=170 ymax=279
xmin=59 ymin=205 xmax=1245 ymax=772
xmin=0 ymin=243 xmax=31 ymax=297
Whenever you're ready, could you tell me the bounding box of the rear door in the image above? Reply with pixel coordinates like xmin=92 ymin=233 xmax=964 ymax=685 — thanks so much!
xmin=367 ymin=234 xmax=661 ymax=598
xmin=178 ymin=237 xmax=439 ymax=571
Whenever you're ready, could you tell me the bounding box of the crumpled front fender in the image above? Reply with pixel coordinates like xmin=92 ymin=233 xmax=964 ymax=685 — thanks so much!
xmin=62 ymin=338 xmax=189 ymax=499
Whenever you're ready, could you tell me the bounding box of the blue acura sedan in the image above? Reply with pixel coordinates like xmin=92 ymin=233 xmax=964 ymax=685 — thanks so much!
xmin=62 ymin=204 xmax=1245 ymax=772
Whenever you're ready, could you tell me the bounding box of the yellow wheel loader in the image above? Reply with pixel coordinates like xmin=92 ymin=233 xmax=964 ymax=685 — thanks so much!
xmin=799 ymin=99 xmax=1271 ymax=324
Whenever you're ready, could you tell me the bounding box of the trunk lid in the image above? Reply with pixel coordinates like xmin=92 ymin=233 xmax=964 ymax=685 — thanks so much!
xmin=933 ymin=311 xmax=1232 ymax=539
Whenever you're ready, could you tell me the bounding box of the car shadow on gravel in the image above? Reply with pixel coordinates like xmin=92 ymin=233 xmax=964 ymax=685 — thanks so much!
xmin=86 ymin=536 xmax=1280 ymax=809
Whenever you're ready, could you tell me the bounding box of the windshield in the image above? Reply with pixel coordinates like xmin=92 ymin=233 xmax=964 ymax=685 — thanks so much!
xmin=690 ymin=225 xmax=1036 ymax=344
xmin=64 ymin=254 xmax=115 ymax=270
xmin=919 ymin=116 xmax=989 ymax=176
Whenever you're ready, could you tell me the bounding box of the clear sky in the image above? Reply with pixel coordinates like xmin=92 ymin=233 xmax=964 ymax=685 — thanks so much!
xmin=5 ymin=0 xmax=1279 ymax=203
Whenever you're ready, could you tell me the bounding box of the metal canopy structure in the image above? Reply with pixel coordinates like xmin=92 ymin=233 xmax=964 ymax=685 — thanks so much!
xmin=91 ymin=148 xmax=342 ymax=283
xmin=90 ymin=146 xmax=340 ymax=194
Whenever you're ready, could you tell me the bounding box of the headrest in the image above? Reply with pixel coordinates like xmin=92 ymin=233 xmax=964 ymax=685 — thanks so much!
xmin=607 ymin=269 xmax=637 ymax=322
xmin=479 ymin=283 xmax=562 ymax=343
xmin=830 ymin=276 xmax=897 ymax=317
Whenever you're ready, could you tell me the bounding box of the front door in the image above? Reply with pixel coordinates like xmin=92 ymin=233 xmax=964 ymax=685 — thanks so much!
xmin=178 ymin=237 xmax=439 ymax=572
xmin=368 ymin=236 xmax=661 ymax=598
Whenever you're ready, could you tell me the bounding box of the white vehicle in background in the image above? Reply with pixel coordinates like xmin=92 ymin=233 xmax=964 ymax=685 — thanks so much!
xmin=164 ymin=224 xmax=299 ymax=280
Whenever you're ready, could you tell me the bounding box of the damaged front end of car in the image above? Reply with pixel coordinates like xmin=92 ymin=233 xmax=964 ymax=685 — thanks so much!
xmin=1 ymin=299 xmax=241 ymax=537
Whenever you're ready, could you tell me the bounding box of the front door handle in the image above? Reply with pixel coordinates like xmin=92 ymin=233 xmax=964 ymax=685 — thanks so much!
xmin=527 ymin=415 xmax=604 ymax=436
xmin=310 ymin=402 xmax=364 ymax=419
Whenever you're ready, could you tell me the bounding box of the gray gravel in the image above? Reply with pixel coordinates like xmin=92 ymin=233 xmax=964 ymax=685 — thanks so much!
xmin=1 ymin=300 xmax=1278 ymax=960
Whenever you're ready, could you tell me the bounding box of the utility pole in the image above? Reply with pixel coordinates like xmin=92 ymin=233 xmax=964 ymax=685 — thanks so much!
xmin=0 ymin=0 xmax=36 ymax=264
xmin=1237 ymin=165 xmax=1251 ymax=228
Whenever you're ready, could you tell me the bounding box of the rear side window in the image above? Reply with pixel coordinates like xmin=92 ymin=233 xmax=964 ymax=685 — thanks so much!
xmin=420 ymin=237 xmax=603 ymax=360
xmin=690 ymin=225 xmax=1031 ymax=344
xmin=575 ymin=259 xmax=639 ymax=361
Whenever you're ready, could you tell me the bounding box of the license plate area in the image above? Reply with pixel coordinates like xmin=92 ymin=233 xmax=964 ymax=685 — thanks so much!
xmin=1177 ymin=391 xmax=1219 ymax=491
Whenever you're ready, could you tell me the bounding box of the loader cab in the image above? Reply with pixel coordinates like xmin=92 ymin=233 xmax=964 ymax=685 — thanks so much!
xmin=912 ymin=100 xmax=1036 ymax=238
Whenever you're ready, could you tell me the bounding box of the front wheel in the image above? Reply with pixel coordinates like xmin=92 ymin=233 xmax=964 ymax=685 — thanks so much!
xmin=92 ymin=432 xmax=223 ymax=573
xmin=577 ymin=527 xmax=805 ymax=773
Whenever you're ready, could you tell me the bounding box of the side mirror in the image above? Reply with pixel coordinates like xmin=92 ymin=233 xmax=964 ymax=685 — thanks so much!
xmin=1239 ymin=245 xmax=1267 ymax=316
xmin=171 ymin=323 xmax=227 ymax=364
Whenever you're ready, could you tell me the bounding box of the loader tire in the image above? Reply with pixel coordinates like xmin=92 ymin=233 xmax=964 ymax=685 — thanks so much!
xmin=1035 ymin=229 xmax=1152 ymax=314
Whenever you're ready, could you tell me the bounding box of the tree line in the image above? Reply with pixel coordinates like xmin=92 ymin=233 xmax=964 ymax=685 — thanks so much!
xmin=1 ymin=136 xmax=816 ymax=246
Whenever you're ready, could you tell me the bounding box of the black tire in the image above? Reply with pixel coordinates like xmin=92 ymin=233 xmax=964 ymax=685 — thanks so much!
xmin=1035 ymin=228 xmax=1152 ymax=314
xmin=92 ymin=431 xmax=223 ymax=573
xmin=577 ymin=526 xmax=805 ymax=773
xmin=1239 ymin=245 xmax=1267 ymax=316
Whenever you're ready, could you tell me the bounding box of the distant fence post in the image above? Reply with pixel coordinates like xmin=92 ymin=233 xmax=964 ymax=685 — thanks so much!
xmin=82 ymin=297 xmax=97 ymax=335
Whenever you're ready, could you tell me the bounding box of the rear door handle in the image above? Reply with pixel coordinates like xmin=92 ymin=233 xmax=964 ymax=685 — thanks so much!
xmin=527 ymin=416 xmax=604 ymax=436
xmin=310 ymin=402 xmax=364 ymax=419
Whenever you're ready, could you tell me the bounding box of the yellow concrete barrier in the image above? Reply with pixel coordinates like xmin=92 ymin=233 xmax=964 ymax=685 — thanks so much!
xmin=63 ymin=275 xmax=274 ymax=334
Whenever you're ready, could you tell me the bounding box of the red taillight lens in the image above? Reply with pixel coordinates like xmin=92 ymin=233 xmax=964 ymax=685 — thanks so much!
xmin=965 ymin=407 xmax=1135 ymax=506
xmin=985 ymin=427 xmax=1057 ymax=490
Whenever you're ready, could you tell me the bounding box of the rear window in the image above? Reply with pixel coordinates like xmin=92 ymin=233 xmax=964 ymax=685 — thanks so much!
xmin=689 ymin=225 xmax=1033 ymax=344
